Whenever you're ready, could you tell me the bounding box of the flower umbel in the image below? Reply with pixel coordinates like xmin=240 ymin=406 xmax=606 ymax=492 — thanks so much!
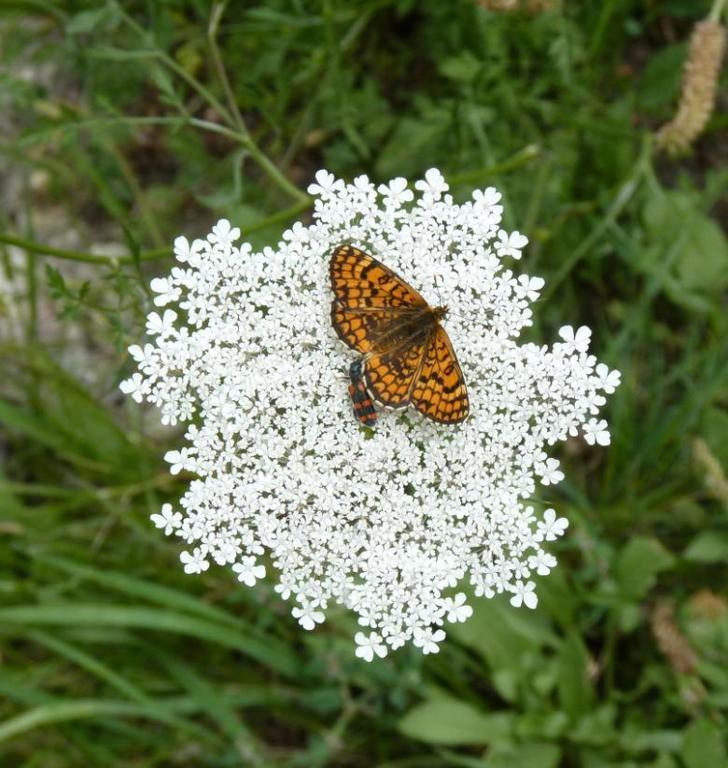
xmin=122 ymin=169 xmax=619 ymax=659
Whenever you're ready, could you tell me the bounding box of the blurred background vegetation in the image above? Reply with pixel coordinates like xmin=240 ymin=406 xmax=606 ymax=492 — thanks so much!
xmin=1 ymin=1 xmax=727 ymax=766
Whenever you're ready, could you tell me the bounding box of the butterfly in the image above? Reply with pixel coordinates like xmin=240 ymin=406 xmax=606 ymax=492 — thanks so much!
xmin=330 ymin=244 xmax=469 ymax=424
xmin=347 ymin=359 xmax=378 ymax=428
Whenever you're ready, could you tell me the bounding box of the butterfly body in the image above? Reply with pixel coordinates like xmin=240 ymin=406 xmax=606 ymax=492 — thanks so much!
xmin=347 ymin=360 xmax=378 ymax=427
xmin=368 ymin=305 xmax=447 ymax=355
xmin=330 ymin=245 xmax=469 ymax=424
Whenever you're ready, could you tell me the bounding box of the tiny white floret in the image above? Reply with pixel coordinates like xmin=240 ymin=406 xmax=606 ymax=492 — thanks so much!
xmin=583 ymin=418 xmax=611 ymax=446
xmin=232 ymin=556 xmax=266 ymax=586
xmin=355 ymin=631 xmax=388 ymax=661
xmin=180 ymin=548 xmax=209 ymax=575
xmin=510 ymin=580 xmax=538 ymax=609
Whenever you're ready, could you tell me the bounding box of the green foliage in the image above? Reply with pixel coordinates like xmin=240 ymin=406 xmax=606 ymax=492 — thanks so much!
xmin=614 ymin=537 xmax=676 ymax=601
xmin=1 ymin=0 xmax=727 ymax=765
xmin=398 ymin=698 xmax=513 ymax=746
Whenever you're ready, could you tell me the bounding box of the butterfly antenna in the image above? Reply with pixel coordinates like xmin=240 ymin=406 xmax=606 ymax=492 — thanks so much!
xmin=433 ymin=273 xmax=445 ymax=307
xmin=430 ymin=274 xmax=490 ymax=323
xmin=432 ymin=274 xmax=471 ymax=322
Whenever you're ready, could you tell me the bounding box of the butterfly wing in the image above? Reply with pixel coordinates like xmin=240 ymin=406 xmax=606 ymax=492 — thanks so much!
xmin=330 ymin=244 xmax=427 ymax=310
xmin=331 ymin=305 xmax=410 ymax=354
xmin=364 ymin=339 xmax=429 ymax=408
xmin=411 ymin=326 xmax=469 ymax=423
xmin=330 ymin=244 xmax=428 ymax=354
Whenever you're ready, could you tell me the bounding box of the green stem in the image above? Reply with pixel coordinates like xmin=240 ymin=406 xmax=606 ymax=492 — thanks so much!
xmin=0 ymin=202 xmax=310 ymax=267
xmin=603 ymin=611 xmax=618 ymax=696
xmin=542 ymin=136 xmax=651 ymax=301
xmin=19 ymin=115 xmax=236 ymax=148
xmin=240 ymin=137 xmax=311 ymax=203
xmin=171 ymin=77 xmax=307 ymax=201
xmin=0 ymin=699 xmax=211 ymax=745
xmin=709 ymin=0 xmax=727 ymax=21
xmin=113 ymin=2 xmax=235 ymax=127
xmin=103 ymin=137 xmax=165 ymax=247
xmin=9 ymin=0 xmax=68 ymax=22
xmin=246 ymin=200 xmax=313 ymax=232
xmin=0 ymin=472 xmax=177 ymax=499
xmin=208 ymin=1 xmax=248 ymax=135
xmin=113 ymin=2 xmax=306 ymax=203
xmin=449 ymin=144 xmax=541 ymax=186
xmin=0 ymin=233 xmax=167 ymax=266
xmin=26 ymin=251 xmax=38 ymax=342
xmin=20 ymin=115 xmax=311 ymax=205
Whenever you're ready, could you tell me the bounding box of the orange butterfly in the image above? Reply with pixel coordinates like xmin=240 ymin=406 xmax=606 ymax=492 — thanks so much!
xmin=330 ymin=245 xmax=469 ymax=424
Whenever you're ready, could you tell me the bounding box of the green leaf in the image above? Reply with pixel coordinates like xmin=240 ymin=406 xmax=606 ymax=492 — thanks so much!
xmin=616 ymin=603 xmax=643 ymax=633
xmin=641 ymin=191 xmax=728 ymax=308
xmin=439 ymin=52 xmax=482 ymax=83
xmin=682 ymin=718 xmax=726 ymax=768
xmin=0 ymin=350 xmax=149 ymax=478
xmin=0 ymin=399 xmax=87 ymax=463
xmin=27 ymin=630 xmax=150 ymax=705
xmin=451 ymin=594 xmax=555 ymax=663
xmin=701 ymin=408 xmax=728 ymax=468
xmin=66 ymin=6 xmax=119 ymax=35
xmin=569 ymin=704 xmax=617 ymax=747
xmin=647 ymin=755 xmax=679 ymax=768
xmin=557 ymin=633 xmax=594 ymax=719
xmin=43 ymin=557 xmax=244 ymax=628
xmin=398 ymin=698 xmax=513 ymax=746
xmin=449 ymin=594 xmax=555 ymax=700
xmin=154 ymin=650 xmax=263 ymax=758
xmin=673 ymin=218 xmax=728 ymax=293
xmin=149 ymin=62 xmax=180 ymax=107
xmin=535 ymin=569 xmax=577 ymax=628
xmin=620 ymin=728 xmax=683 ymax=753
xmin=0 ymin=468 xmax=26 ymax=518
xmin=637 ymin=43 xmax=685 ymax=112
xmin=484 ymin=742 xmax=561 ymax=768
xmin=44 ymin=264 xmax=68 ymax=298
xmin=614 ymin=537 xmax=675 ymax=601
xmin=683 ymin=531 xmax=728 ymax=563
xmin=375 ymin=105 xmax=452 ymax=178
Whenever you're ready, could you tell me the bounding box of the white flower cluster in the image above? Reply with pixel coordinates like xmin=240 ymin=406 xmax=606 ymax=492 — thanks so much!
xmin=121 ymin=169 xmax=620 ymax=660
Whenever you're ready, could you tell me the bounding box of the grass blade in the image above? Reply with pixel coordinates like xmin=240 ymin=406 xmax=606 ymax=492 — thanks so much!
xmin=43 ymin=556 xmax=244 ymax=629
xmin=0 ymin=604 xmax=298 ymax=676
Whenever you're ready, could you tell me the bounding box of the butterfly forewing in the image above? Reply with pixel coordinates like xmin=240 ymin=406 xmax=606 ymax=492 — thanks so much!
xmin=330 ymin=245 xmax=426 ymax=309
xmin=331 ymin=306 xmax=404 ymax=355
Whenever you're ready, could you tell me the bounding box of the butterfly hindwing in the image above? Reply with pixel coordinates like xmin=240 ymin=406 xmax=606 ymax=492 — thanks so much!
xmin=411 ymin=327 xmax=469 ymax=423
xmin=364 ymin=338 xmax=428 ymax=408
